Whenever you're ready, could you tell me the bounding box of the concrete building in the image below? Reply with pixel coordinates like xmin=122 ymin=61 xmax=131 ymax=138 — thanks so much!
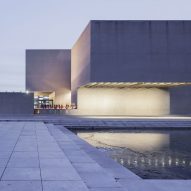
xmin=26 ymin=49 xmax=71 ymax=109
xmin=26 ymin=20 xmax=191 ymax=116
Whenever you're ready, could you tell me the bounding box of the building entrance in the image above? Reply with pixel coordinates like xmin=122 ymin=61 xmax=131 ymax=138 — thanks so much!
xmin=34 ymin=92 xmax=54 ymax=109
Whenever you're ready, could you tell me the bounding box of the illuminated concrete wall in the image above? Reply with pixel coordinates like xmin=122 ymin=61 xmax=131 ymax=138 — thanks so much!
xmin=34 ymin=91 xmax=71 ymax=106
xmin=77 ymin=88 xmax=170 ymax=116
xmin=26 ymin=49 xmax=71 ymax=105
xmin=54 ymin=89 xmax=71 ymax=105
xmin=71 ymin=24 xmax=91 ymax=104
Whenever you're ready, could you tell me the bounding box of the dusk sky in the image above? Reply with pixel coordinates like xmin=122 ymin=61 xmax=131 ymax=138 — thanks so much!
xmin=0 ymin=0 xmax=190 ymax=91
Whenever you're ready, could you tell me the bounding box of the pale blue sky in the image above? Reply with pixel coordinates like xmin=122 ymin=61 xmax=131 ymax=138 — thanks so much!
xmin=0 ymin=0 xmax=190 ymax=91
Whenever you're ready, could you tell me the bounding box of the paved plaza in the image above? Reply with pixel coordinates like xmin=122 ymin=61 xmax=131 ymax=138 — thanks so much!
xmin=0 ymin=121 xmax=190 ymax=190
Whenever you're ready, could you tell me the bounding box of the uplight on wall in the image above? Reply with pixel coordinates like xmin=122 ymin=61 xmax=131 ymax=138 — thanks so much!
xmin=77 ymin=87 xmax=170 ymax=116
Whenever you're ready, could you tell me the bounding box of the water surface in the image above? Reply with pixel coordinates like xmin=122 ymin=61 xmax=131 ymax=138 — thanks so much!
xmin=75 ymin=129 xmax=191 ymax=179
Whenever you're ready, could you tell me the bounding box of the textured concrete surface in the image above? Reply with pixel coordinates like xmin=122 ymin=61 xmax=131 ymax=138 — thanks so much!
xmin=72 ymin=20 xmax=191 ymax=83
xmin=71 ymin=23 xmax=91 ymax=103
xmin=0 ymin=121 xmax=190 ymax=190
xmin=90 ymin=21 xmax=191 ymax=82
xmin=0 ymin=93 xmax=34 ymax=114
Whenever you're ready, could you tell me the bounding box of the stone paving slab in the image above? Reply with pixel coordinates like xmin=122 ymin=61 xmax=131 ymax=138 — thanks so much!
xmin=7 ymin=157 xmax=39 ymax=168
xmin=119 ymin=179 xmax=161 ymax=191
xmin=41 ymin=167 xmax=82 ymax=181
xmin=0 ymin=159 xmax=7 ymax=168
xmin=0 ymin=122 xmax=86 ymax=190
xmin=40 ymin=158 xmax=72 ymax=168
xmin=90 ymin=188 xmax=126 ymax=191
xmin=78 ymin=171 xmax=122 ymax=188
xmin=38 ymin=151 xmax=67 ymax=159
xmin=0 ymin=168 xmax=4 ymax=177
xmin=43 ymin=180 xmax=89 ymax=191
xmin=0 ymin=152 xmax=12 ymax=159
xmin=11 ymin=151 xmax=38 ymax=159
xmin=0 ymin=181 xmax=42 ymax=191
xmin=0 ymin=121 xmax=190 ymax=190
xmin=2 ymin=168 xmax=41 ymax=180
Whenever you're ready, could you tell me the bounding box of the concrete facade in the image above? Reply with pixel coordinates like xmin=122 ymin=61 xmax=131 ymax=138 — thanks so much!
xmin=25 ymin=21 xmax=191 ymax=116
xmin=0 ymin=92 xmax=34 ymax=114
xmin=71 ymin=21 xmax=191 ymax=115
xmin=90 ymin=21 xmax=191 ymax=82
xmin=71 ymin=24 xmax=91 ymax=103
xmin=72 ymin=21 xmax=191 ymax=85
xmin=26 ymin=49 xmax=71 ymax=105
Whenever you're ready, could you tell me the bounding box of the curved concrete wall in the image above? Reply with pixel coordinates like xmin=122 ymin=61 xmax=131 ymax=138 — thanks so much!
xmin=77 ymin=87 xmax=170 ymax=116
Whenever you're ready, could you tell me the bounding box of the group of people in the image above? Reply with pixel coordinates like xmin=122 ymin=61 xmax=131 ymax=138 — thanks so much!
xmin=37 ymin=104 xmax=76 ymax=110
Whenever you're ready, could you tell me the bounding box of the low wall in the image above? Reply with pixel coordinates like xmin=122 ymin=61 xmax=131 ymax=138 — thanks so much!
xmin=77 ymin=87 xmax=170 ymax=116
xmin=0 ymin=92 xmax=34 ymax=114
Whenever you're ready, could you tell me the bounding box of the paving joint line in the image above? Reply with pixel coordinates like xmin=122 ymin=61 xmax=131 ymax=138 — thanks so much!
xmin=0 ymin=122 xmax=25 ymax=180
xmin=35 ymin=122 xmax=44 ymax=191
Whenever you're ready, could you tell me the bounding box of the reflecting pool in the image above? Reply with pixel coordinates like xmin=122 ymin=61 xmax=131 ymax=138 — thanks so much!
xmin=75 ymin=130 xmax=191 ymax=179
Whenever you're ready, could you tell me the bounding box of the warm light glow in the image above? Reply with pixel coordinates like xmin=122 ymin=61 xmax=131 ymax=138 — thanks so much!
xmin=77 ymin=87 xmax=170 ymax=116
xmin=34 ymin=90 xmax=71 ymax=106
xmin=82 ymin=82 xmax=191 ymax=88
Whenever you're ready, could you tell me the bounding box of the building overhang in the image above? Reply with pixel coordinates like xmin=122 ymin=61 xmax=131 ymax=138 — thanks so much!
xmin=81 ymin=82 xmax=191 ymax=89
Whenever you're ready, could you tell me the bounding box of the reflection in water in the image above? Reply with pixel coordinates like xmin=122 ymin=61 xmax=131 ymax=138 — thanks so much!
xmin=77 ymin=132 xmax=169 ymax=152
xmin=76 ymin=130 xmax=191 ymax=179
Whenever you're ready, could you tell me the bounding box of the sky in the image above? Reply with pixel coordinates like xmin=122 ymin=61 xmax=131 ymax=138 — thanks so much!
xmin=0 ymin=0 xmax=191 ymax=92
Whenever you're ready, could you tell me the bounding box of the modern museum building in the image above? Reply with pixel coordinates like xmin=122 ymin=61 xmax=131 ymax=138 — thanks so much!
xmin=25 ymin=20 xmax=191 ymax=116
